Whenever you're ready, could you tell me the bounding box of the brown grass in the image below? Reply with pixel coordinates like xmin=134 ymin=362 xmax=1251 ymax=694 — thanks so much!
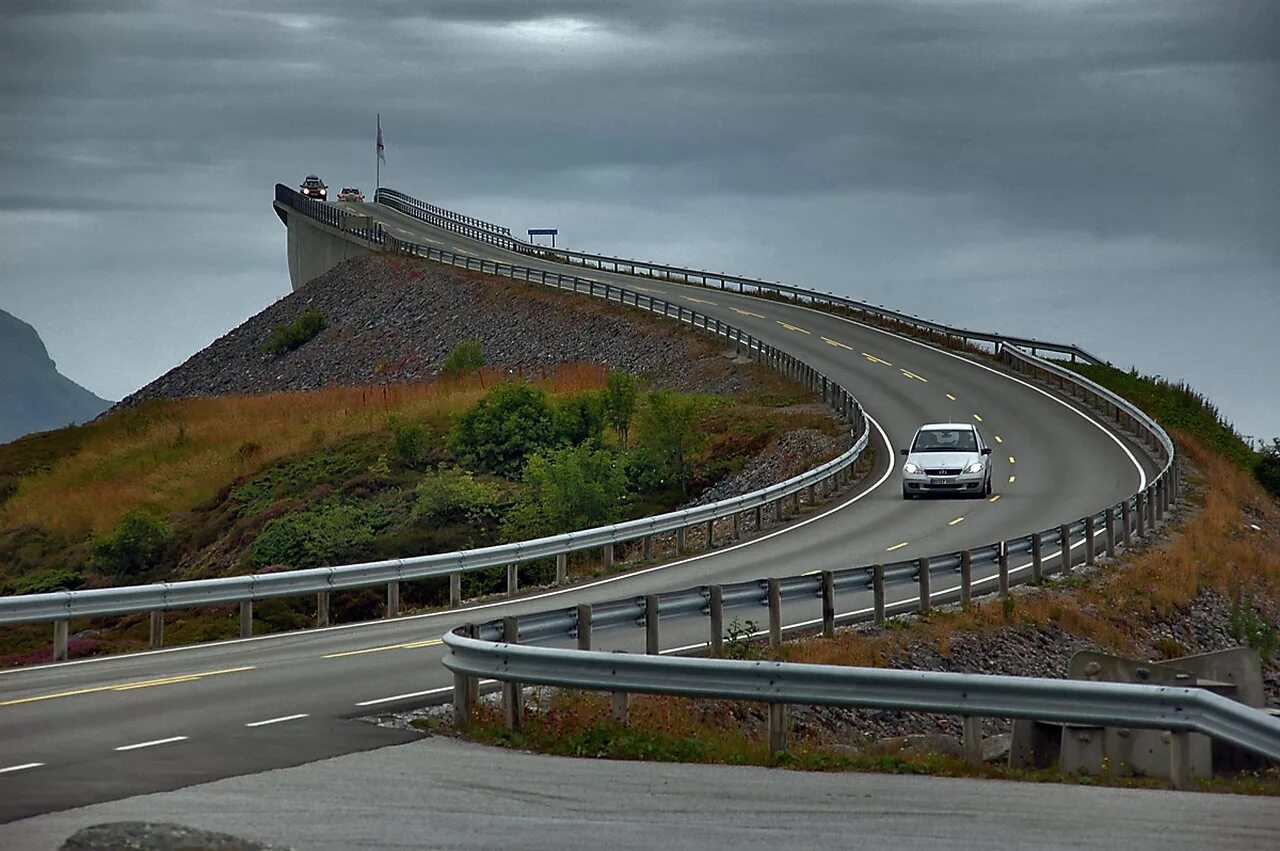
xmin=1 ymin=363 xmax=607 ymax=536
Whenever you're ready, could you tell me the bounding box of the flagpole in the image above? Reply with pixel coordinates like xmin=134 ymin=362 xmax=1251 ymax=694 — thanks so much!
xmin=376 ymin=113 xmax=381 ymax=192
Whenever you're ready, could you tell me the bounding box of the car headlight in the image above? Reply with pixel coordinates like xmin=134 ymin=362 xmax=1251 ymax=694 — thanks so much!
xmin=965 ymin=461 xmax=985 ymax=474
xmin=903 ymin=462 xmax=921 ymax=474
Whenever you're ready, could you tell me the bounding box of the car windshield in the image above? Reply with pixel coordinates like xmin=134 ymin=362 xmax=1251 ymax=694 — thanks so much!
xmin=912 ymin=429 xmax=976 ymax=452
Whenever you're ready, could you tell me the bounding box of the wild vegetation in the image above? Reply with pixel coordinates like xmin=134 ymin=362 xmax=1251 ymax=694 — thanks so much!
xmin=443 ymin=363 xmax=1280 ymax=793
xmin=0 ymin=359 xmax=837 ymax=665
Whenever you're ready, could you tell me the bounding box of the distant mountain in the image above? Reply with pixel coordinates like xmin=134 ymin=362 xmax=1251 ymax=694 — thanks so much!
xmin=0 ymin=308 xmax=111 ymax=444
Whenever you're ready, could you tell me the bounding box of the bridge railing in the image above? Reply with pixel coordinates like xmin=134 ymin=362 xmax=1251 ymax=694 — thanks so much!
xmin=374 ymin=186 xmax=1103 ymax=364
xmin=275 ymin=184 xmax=388 ymax=245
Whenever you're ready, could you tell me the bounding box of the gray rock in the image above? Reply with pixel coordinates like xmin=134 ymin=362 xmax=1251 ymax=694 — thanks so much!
xmin=61 ymin=821 xmax=291 ymax=850
xmin=982 ymin=732 xmax=1013 ymax=763
xmin=868 ymin=733 xmax=963 ymax=758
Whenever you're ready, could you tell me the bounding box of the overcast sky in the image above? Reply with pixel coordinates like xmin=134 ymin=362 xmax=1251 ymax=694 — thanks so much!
xmin=1 ymin=1 xmax=1276 ymax=440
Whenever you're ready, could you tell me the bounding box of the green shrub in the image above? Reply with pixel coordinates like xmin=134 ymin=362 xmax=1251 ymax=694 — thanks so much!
xmin=440 ymin=339 xmax=485 ymax=376
xmin=603 ymin=372 xmax=639 ymax=448
xmin=90 ymin=508 xmax=172 ymax=579
xmin=553 ymin=392 xmax=605 ymax=447
xmin=448 ymin=381 xmax=558 ymax=477
xmin=635 ymin=390 xmax=706 ymax=495
xmin=260 ymin=310 xmax=327 ymax=356
xmin=502 ymin=444 xmax=625 ymax=540
xmin=388 ymin=415 xmax=428 ymax=469
xmin=1255 ymin=438 xmax=1280 ymax=499
xmin=412 ymin=468 xmax=499 ymax=526
xmin=13 ymin=567 xmax=84 ymax=595
xmin=250 ymin=502 xmax=391 ymax=569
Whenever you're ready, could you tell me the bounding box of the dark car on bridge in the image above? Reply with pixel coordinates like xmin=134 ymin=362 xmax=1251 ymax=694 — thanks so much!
xmin=299 ymin=175 xmax=328 ymax=201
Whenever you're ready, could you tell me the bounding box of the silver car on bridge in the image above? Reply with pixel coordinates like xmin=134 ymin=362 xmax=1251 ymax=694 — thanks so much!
xmin=901 ymin=422 xmax=993 ymax=499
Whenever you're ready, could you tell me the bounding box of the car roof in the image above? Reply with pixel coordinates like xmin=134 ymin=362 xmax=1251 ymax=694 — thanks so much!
xmin=918 ymin=422 xmax=975 ymax=431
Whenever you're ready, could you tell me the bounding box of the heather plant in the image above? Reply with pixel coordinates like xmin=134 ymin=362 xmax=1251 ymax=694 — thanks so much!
xmin=260 ymin=309 xmax=327 ymax=356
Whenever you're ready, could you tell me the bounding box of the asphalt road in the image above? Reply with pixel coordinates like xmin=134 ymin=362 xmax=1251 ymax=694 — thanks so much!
xmin=4 ymin=737 xmax=1278 ymax=851
xmin=0 ymin=199 xmax=1163 ymax=821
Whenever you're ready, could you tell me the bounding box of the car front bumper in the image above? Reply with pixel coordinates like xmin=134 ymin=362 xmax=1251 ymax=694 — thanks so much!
xmin=903 ymin=471 xmax=985 ymax=495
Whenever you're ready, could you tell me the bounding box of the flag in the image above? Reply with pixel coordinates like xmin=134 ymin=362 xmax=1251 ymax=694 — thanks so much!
xmin=377 ymin=115 xmax=385 ymax=164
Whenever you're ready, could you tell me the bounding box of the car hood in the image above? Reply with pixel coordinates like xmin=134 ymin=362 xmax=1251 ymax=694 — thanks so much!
xmin=907 ymin=451 xmax=981 ymax=468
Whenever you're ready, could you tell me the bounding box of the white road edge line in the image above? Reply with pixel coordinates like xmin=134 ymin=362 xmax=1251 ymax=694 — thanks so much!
xmin=0 ymin=762 xmax=44 ymax=774
xmin=245 ymin=713 xmax=309 ymax=727
xmin=115 ymin=736 xmax=188 ymax=751
xmin=356 ymin=681 xmax=495 ymax=707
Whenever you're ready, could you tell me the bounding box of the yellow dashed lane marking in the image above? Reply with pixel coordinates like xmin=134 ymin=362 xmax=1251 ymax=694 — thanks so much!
xmin=948 ymin=517 xmax=965 ymax=526
xmin=821 ymin=336 xmax=853 ymax=350
xmin=901 ymin=369 xmax=928 ymax=383
xmin=0 ymin=666 xmax=256 ymax=707
xmin=1008 ymin=456 xmax=1016 ymax=464
xmin=730 ymin=307 xmax=766 ymax=318
xmin=777 ymin=321 xmax=810 ymax=334
xmin=802 ymin=569 xmax=821 ymax=576
xmin=995 ymin=435 xmax=1003 ymax=444
xmin=989 ymin=494 xmax=1002 ymax=503
xmin=1009 ymin=475 xmax=1017 ymax=483
xmin=886 ymin=541 xmax=910 ymax=552
xmin=322 ymin=638 xmax=443 ymax=659
xmin=862 ymin=353 xmax=893 ymax=366
xmin=946 ymin=393 xmax=957 ymax=401
xmin=973 ymin=413 xmax=983 ymax=422
xmin=684 ymin=296 xmax=716 ymax=305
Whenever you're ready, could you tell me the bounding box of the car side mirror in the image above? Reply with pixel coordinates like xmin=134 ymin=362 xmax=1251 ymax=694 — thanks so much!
xmin=982 ymin=447 xmax=992 ymax=455
xmin=900 ymin=448 xmax=909 ymax=456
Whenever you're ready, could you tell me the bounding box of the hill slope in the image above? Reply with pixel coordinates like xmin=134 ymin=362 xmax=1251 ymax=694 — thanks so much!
xmin=0 ymin=309 xmax=110 ymax=444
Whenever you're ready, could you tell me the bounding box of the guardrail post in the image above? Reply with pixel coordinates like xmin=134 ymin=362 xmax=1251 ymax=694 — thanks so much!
xmin=642 ymin=535 xmax=653 ymax=560
xmin=645 ymin=595 xmax=660 ymax=655
xmin=805 ymin=483 xmax=815 ymax=507
xmin=791 ymin=491 xmax=801 ymax=514
xmin=507 ymin=563 xmax=519 ymax=596
xmin=149 ymin=611 xmax=164 ymax=649
xmin=240 ymin=600 xmax=253 ymax=638
xmin=709 ymin=585 xmax=724 ymax=655
xmin=998 ymin=542 xmax=1010 ymax=597
xmin=753 ymin=505 xmax=763 ymax=531
xmin=821 ymin=571 xmax=836 ymax=638
xmin=960 ymin=551 xmax=972 ymax=610
xmin=918 ymin=557 xmax=931 ymax=615
xmin=773 ymin=497 xmax=785 ymax=522
xmin=731 ymin=512 xmax=741 ymax=541
xmin=453 ymin=625 xmax=478 ymax=732
xmin=1155 ymin=479 xmax=1165 ymax=523
xmin=1059 ymin=524 xmax=1072 ymax=576
xmin=602 ymin=543 xmax=614 ymax=569
xmin=53 ymin=620 xmax=69 ymax=662
xmin=769 ymin=703 xmax=788 ymax=756
xmin=1122 ymin=501 xmax=1133 ymax=548
xmin=317 ymin=591 xmax=331 ymax=627
xmin=502 ymin=617 xmax=524 ymax=732
xmin=704 ymin=518 xmax=715 ymax=550
xmin=963 ymin=716 xmax=983 ymax=768
xmin=1169 ymin=731 xmax=1192 ymax=791
xmin=1146 ymin=485 xmax=1156 ymax=529
xmin=1136 ymin=492 xmax=1147 ymax=538
xmin=449 ymin=573 xmax=462 ymax=608
xmin=873 ymin=565 xmax=886 ymax=624
xmin=576 ymin=604 xmax=592 ymax=650
xmin=556 ymin=553 xmax=568 ymax=585
xmin=611 ymin=665 xmax=630 ymax=727
xmin=676 ymin=526 xmax=687 ymax=555
xmin=1031 ymin=534 xmax=1044 ymax=584
xmin=386 ymin=581 xmax=400 ymax=618
xmin=1085 ymin=516 xmax=1097 ymax=565
xmin=768 ymin=579 xmax=782 ymax=649
xmin=1104 ymin=507 xmax=1116 ymax=557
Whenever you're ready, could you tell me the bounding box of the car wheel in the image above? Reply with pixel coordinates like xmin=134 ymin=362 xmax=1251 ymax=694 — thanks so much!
xmin=984 ymin=475 xmax=992 ymax=497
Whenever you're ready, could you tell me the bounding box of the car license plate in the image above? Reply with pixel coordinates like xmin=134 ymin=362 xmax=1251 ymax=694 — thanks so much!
xmin=930 ymin=478 xmax=949 ymax=485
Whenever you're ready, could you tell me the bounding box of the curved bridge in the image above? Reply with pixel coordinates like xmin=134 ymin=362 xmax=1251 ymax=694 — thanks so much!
xmin=0 ymin=186 xmax=1169 ymax=821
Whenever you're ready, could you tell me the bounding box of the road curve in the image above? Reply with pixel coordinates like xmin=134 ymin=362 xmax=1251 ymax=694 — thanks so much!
xmin=0 ymin=198 xmax=1160 ymax=820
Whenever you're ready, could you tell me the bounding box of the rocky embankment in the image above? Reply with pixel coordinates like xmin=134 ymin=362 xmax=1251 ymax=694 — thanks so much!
xmin=118 ymin=255 xmax=773 ymax=407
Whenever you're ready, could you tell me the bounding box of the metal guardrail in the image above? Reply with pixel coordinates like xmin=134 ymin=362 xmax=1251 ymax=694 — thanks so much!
xmin=275 ymin=184 xmax=387 ymax=245
xmin=374 ymin=186 xmax=1104 ymax=365
xmin=442 ymin=631 xmax=1280 ymax=764
xmin=0 ymin=215 xmax=871 ymax=642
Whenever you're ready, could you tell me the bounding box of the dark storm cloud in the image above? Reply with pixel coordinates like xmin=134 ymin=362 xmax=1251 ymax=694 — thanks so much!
xmin=0 ymin=1 xmax=1276 ymax=434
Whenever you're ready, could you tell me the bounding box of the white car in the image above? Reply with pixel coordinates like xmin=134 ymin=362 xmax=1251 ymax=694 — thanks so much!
xmin=901 ymin=423 xmax=993 ymax=499
xmin=337 ymin=187 xmax=364 ymax=202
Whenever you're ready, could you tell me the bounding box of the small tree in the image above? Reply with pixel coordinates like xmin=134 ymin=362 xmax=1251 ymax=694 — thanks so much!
xmin=635 ymin=390 xmax=705 ymax=495
xmin=91 ymin=508 xmax=172 ymax=580
xmin=502 ymin=444 xmax=625 ymax=540
xmin=603 ymin=372 xmax=639 ymax=448
xmin=440 ymin=339 xmax=485 ymax=376
xmin=1256 ymin=438 xmax=1280 ymax=498
xmin=553 ymin=392 xmax=605 ymax=447
xmin=448 ymin=380 xmax=558 ymax=478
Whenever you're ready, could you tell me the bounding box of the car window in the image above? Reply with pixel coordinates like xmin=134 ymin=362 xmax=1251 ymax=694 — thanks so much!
xmin=913 ymin=428 xmax=976 ymax=452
